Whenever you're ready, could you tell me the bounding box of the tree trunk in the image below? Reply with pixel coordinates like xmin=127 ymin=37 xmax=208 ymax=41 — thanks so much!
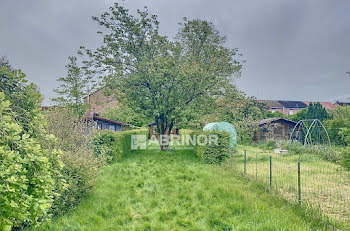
xmin=159 ymin=134 xmax=169 ymax=151
xmin=155 ymin=115 xmax=172 ymax=151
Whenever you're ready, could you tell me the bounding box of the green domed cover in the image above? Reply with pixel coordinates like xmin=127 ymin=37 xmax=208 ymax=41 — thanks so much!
xmin=203 ymin=122 xmax=237 ymax=147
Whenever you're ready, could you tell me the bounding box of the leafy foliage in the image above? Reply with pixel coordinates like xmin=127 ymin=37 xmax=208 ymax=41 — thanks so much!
xmin=45 ymin=108 xmax=104 ymax=213
xmin=179 ymin=89 xmax=266 ymax=144
xmin=341 ymin=147 xmax=350 ymax=171
xmin=264 ymin=110 xmax=288 ymax=119
xmin=324 ymin=119 xmax=350 ymax=146
xmin=324 ymin=106 xmax=350 ymax=146
xmin=93 ymin=129 xmax=148 ymax=163
xmin=191 ymin=130 xmax=232 ymax=164
xmin=0 ymin=63 xmax=66 ymax=229
xmin=79 ymin=4 xmax=242 ymax=149
xmin=0 ymin=65 xmax=44 ymax=137
xmin=212 ymin=93 xmax=266 ymax=144
xmin=0 ymin=93 xmax=65 ymax=229
xmin=102 ymin=106 xmax=149 ymax=127
xmin=292 ymin=102 xmax=330 ymax=122
xmin=52 ymin=56 xmax=94 ymax=117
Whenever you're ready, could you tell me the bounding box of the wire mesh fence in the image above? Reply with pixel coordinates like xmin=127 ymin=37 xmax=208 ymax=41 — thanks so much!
xmin=229 ymin=147 xmax=350 ymax=228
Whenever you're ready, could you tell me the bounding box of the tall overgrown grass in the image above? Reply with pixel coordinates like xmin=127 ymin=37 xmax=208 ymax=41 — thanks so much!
xmin=255 ymin=139 xmax=347 ymax=164
xmin=29 ymin=149 xmax=330 ymax=231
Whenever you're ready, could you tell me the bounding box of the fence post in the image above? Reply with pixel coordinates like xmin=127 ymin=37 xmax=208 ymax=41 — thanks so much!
xmin=269 ymin=156 xmax=272 ymax=187
xmin=255 ymin=152 xmax=258 ymax=180
xmin=298 ymin=162 xmax=301 ymax=205
xmin=244 ymin=150 xmax=247 ymax=174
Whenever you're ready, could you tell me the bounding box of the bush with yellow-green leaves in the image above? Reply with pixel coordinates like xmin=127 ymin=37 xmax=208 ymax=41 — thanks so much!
xmin=0 ymin=92 xmax=65 ymax=230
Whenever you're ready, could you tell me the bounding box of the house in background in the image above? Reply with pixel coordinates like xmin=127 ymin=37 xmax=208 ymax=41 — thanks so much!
xmin=93 ymin=114 xmax=130 ymax=131
xmin=84 ymin=88 xmax=119 ymax=118
xmin=335 ymin=101 xmax=350 ymax=107
xmin=258 ymin=100 xmax=336 ymax=116
xmin=254 ymin=118 xmax=299 ymax=142
xmin=83 ymin=88 xmax=130 ymax=131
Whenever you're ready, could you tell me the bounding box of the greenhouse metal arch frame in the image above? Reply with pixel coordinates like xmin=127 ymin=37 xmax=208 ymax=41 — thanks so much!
xmin=289 ymin=119 xmax=331 ymax=146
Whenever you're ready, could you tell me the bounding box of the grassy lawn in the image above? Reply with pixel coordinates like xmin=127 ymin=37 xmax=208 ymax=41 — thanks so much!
xmin=233 ymin=145 xmax=350 ymax=228
xmin=31 ymin=148 xmax=330 ymax=231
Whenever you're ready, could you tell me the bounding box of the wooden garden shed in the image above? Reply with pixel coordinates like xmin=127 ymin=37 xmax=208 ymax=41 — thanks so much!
xmin=254 ymin=118 xmax=298 ymax=142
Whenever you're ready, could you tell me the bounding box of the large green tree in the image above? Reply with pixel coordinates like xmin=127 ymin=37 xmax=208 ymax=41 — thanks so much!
xmin=52 ymin=56 xmax=93 ymax=117
xmin=80 ymin=4 xmax=242 ymax=149
xmin=292 ymin=102 xmax=329 ymax=122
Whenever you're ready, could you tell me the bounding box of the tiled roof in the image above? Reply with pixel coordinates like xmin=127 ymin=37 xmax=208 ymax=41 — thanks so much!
xmin=258 ymin=100 xmax=338 ymax=110
xmin=279 ymin=101 xmax=308 ymax=109
xmin=257 ymin=100 xmax=283 ymax=108
xmin=257 ymin=100 xmax=307 ymax=109
xmin=258 ymin=117 xmax=298 ymax=126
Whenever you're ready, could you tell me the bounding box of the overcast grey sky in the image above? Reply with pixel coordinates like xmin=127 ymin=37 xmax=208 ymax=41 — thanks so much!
xmin=1 ymin=0 xmax=350 ymax=105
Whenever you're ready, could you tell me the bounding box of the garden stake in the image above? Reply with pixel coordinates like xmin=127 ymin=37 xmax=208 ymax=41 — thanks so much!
xmin=269 ymin=156 xmax=272 ymax=187
xmin=244 ymin=150 xmax=247 ymax=174
xmin=298 ymin=162 xmax=301 ymax=205
xmin=255 ymin=152 xmax=258 ymax=180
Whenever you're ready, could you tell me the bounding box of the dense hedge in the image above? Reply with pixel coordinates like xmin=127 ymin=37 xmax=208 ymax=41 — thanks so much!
xmin=0 ymin=93 xmax=65 ymax=230
xmin=93 ymin=129 xmax=148 ymax=163
xmin=191 ymin=130 xmax=231 ymax=164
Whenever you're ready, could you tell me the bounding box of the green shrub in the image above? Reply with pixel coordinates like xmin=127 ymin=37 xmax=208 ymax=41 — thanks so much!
xmin=324 ymin=119 xmax=350 ymax=146
xmin=341 ymin=148 xmax=350 ymax=170
xmin=266 ymin=140 xmax=277 ymax=149
xmin=52 ymin=149 xmax=102 ymax=214
xmin=45 ymin=108 xmax=104 ymax=214
xmin=232 ymin=119 xmax=259 ymax=145
xmin=179 ymin=129 xmax=194 ymax=136
xmin=256 ymin=140 xmax=277 ymax=150
xmin=191 ymin=130 xmax=231 ymax=164
xmin=93 ymin=131 xmax=116 ymax=163
xmin=93 ymin=129 xmax=148 ymax=163
xmin=0 ymin=93 xmax=65 ymax=230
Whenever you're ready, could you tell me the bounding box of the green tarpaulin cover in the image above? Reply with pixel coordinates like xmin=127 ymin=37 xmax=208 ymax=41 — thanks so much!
xmin=203 ymin=122 xmax=237 ymax=147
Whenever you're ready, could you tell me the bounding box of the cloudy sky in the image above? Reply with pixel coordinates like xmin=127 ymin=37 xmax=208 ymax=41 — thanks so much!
xmin=1 ymin=0 xmax=350 ymax=105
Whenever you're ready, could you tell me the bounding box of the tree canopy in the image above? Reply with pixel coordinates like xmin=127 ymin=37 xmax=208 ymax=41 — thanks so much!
xmin=0 ymin=57 xmax=44 ymax=136
xmin=79 ymin=4 xmax=242 ymax=149
xmin=52 ymin=56 xmax=94 ymax=117
xmin=292 ymin=102 xmax=329 ymax=122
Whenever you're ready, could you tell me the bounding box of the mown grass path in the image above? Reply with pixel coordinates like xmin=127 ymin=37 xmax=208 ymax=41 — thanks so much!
xmin=34 ymin=149 xmax=328 ymax=230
